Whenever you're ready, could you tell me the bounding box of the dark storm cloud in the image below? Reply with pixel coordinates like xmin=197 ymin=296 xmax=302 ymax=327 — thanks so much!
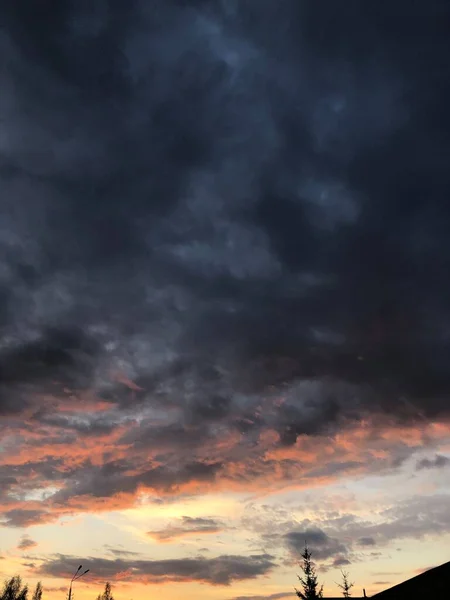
xmin=1 ymin=0 xmax=450 ymax=449
xmin=39 ymin=552 xmax=276 ymax=586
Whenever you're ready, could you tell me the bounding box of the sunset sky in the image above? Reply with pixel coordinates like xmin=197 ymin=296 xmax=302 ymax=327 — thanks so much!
xmin=1 ymin=1 xmax=450 ymax=599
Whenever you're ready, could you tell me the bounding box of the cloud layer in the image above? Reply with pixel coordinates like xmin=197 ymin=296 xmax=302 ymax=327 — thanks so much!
xmin=38 ymin=553 xmax=275 ymax=586
xmin=1 ymin=0 xmax=450 ymax=419
xmin=1 ymin=5 xmax=450 ymax=595
xmin=148 ymin=516 xmax=224 ymax=541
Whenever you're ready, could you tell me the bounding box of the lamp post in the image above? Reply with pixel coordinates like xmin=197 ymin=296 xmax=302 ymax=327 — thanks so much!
xmin=68 ymin=565 xmax=89 ymax=600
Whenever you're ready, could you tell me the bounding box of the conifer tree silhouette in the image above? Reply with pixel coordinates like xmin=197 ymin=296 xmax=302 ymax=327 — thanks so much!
xmin=96 ymin=582 xmax=114 ymax=600
xmin=295 ymin=544 xmax=323 ymax=599
xmin=337 ymin=570 xmax=354 ymax=598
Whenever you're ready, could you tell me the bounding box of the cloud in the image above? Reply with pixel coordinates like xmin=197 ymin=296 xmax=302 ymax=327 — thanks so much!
xmin=49 ymin=460 xmax=223 ymax=505
xmin=1 ymin=509 xmax=52 ymax=528
xmin=148 ymin=516 xmax=224 ymax=542
xmin=38 ymin=553 xmax=276 ymax=586
xmin=333 ymin=557 xmax=351 ymax=567
xmin=0 ymin=0 xmax=449 ymax=424
xmin=0 ymin=0 xmax=450 ymax=534
xmin=284 ymin=529 xmax=347 ymax=560
xmin=1 ymin=417 xmax=449 ymax=526
xmin=416 ymin=454 xmax=450 ymax=470
xmin=104 ymin=546 xmax=141 ymax=558
xmin=17 ymin=536 xmax=38 ymax=550
xmin=357 ymin=494 xmax=450 ymax=545
xmin=357 ymin=537 xmax=376 ymax=547
xmin=244 ymin=492 xmax=450 ymax=569
xmin=372 ymin=494 xmax=450 ymax=542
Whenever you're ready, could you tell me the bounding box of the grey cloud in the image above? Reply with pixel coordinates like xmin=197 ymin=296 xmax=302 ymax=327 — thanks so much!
xmin=333 ymin=557 xmax=351 ymax=567
xmin=39 ymin=552 xmax=276 ymax=586
xmin=358 ymin=537 xmax=376 ymax=547
xmin=1 ymin=509 xmax=51 ymax=528
xmin=36 ymin=412 xmax=119 ymax=436
xmin=117 ymin=421 xmax=218 ymax=455
xmin=148 ymin=516 xmax=224 ymax=541
xmin=50 ymin=460 xmax=222 ymax=503
xmin=0 ymin=328 xmax=101 ymax=415
xmin=248 ymin=493 xmax=450 ymax=570
xmin=0 ymin=458 xmax=75 ymax=483
xmin=0 ymin=0 xmax=448 ymax=428
xmin=17 ymin=536 xmax=38 ymax=550
xmin=374 ymin=494 xmax=450 ymax=541
xmin=0 ymin=458 xmax=89 ymax=509
xmin=0 ymin=0 xmax=449 ymax=516
xmin=0 ymin=474 xmax=17 ymax=486
xmin=416 ymin=454 xmax=450 ymax=470
xmin=299 ymin=494 xmax=450 ymax=551
xmin=103 ymin=546 xmax=141 ymax=557
xmin=284 ymin=529 xmax=347 ymax=560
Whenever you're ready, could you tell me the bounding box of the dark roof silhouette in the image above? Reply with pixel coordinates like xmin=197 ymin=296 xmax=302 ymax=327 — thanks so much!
xmin=371 ymin=560 xmax=450 ymax=598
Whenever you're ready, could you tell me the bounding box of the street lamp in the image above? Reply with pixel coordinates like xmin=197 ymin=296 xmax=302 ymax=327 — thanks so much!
xmin=68 ymin=565 xmax=89 ymax=600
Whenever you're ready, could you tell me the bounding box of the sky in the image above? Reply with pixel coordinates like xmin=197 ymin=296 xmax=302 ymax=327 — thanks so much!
xmin=1 ymin=1 xmax=450 ymax=599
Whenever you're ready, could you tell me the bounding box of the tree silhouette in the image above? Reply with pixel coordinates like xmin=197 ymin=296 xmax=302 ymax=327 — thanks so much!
xmin=295 ymin=544 xmax=323 ymax=599
xmin=96 ymin=582 xmax=114 ymax=600
xmin=0 ymin=577 xmax=28 ymax=600
xmin=31 ymin=583 xmax=42 ymax=600
xmin=337 ymin=570 xmax=354 ymax=598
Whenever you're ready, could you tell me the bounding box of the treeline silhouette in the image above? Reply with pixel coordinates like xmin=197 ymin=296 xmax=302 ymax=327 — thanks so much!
xmin=0 ymin=577 xmax=41 ymax=600
xmin=0 ymin=578 xmax=114 ymax=600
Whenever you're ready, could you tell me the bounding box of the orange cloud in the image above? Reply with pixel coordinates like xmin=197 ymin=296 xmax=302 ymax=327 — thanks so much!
xmin=1 ymin=394 xmax=449 ymax=527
